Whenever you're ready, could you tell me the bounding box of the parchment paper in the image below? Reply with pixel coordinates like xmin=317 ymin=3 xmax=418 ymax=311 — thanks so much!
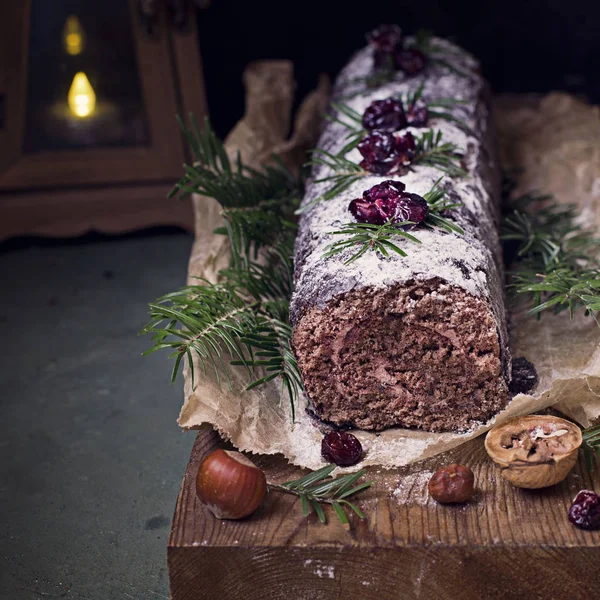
xmin=179 ymin=66 xmax=600 ymax=469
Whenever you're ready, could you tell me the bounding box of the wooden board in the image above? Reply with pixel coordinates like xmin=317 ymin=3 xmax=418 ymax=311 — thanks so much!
xmin=168 ymin=429 xmax=600 ymax=600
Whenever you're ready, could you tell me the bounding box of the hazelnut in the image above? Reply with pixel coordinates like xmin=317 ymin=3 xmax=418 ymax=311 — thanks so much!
xmin=196 ymin=449 xmax=267 ymax=519
xmin=485 ymin=415 xmax=582 ymax=489
xmin=428 ymin=464 xmax=474 ymax=503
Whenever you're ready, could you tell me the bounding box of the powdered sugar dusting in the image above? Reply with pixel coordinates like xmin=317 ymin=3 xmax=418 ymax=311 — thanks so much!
xmin=303 ymin=559 xmax=335 ymax=579
xmin=391 ymin=470 xmax=434 ymax=505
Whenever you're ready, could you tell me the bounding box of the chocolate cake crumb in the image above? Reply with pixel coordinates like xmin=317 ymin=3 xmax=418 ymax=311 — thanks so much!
xmin=293 ymin=279 xmax=508 ymax=433
xmin=509 ymin=357 xmax=538 ymax=395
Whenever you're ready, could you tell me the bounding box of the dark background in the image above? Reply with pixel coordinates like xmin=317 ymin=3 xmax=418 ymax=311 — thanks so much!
xmin=197 ymin=0 xmax=600 ymax=138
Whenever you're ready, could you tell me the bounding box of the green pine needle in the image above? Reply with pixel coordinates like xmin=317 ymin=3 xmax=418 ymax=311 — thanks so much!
xmin=323 ymin=177 xmax=463 ymax=263
xmin=582 ymin=424 xmax=600 ymax=472
xmin=413 ymin=129 xmax=467 ymax=177
xmin=502 ymin=192 xmax=600 ymax=323
xmin=400 ymin=84 xmax=470 ymax=131
xmin=323 ymin=221 xmax=419 ymax=265
xmin=170 ymin=115 xmax=298 ymax=210
xmin=297 ymin=149 xmax=366 ymax=213
xmin=142 ymin=116 xmax=305 ymax=417
xmin=268 ymin=465 xmax=372 ymax=527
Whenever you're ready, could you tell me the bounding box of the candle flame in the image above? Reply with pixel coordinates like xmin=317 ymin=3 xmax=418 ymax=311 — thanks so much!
xmin=68 ymin=72 xmax=96 ymax=118
xmin=63 ymin=15 xmax=85 ymax=56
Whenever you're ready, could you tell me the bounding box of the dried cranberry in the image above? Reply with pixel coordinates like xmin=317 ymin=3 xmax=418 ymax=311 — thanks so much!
xmin=362 ymin=179 xmax=406 ymax=203
xmin=362 ymin=98 xmax=407 ymax=132
xmin=349 ymin=199 xmax=386 ymax=225
xmin=406 ymin=100 xmax=428 ymax=127
xmin=366 ymin=25 xmax=403 ymax=52
xmin=395 ymin=193 xmax=429 ymax=224
xmin=357 ymin=132 xmax=416 ymax=175
xmin=394 ymin=132 xmax=417 ymax=164
xmin=395 ymin=48 xmax=427 ymax=75
xmin=350 ymin=180 xmax=429 ymax=227
xmin=373 ymin=50 xmax=396 ymax=70
xmin=358 ymin=131 xmax=404 ymax=175
xmin=509 ymin=357 xmax=539 ymax=395
xmin=367 ymin=26 xmax=403 ymax=70
xmin=321 ymin=431 xmax=363 ymax=467
xmin=569 ymin=490 xmax=600 ymax=530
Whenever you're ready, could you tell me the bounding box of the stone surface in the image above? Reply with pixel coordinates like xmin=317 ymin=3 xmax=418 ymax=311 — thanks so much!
xmin=0 ymin=231 xmax=195 ymax=600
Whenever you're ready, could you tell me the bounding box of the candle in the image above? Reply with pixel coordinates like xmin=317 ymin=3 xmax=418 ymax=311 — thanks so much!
xmin=68 ymin=72 xmax=96 ymax=118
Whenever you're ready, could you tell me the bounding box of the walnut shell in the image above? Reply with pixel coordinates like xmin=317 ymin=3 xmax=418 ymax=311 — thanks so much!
xmin=484 ymin=415 xmax=582 ymax=489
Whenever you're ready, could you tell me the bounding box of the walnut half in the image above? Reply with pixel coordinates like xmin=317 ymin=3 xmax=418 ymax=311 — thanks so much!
xmin=484 ymin=415 xmax=582 ymax=489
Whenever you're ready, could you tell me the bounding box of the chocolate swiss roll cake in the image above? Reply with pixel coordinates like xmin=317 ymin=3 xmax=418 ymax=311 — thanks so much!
xmin=290 ymin=32 xmax=511 ymax=433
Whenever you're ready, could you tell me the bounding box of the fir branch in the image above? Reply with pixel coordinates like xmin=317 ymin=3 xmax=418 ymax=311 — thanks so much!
xmin=323 ymin=220 xmax=420 ymax=264
xmin=169 ymin=115 xmax=299 ymax=209
xmin=400 ymin=85 xmax=468 ymax=132
xmin=401 ymin=82 xmax=425 ymax=108
xmin=427 ymin=109 xmax=470 ymax=131
xmin=143 ymin=116 xmax=305 ymax=415
xmin=298 ymin=149 xmax=366 ymax=213
xmin=268 ymin=465 xmax=372 ymax=527
xmin=502 ymin=193 xmax=600 ymax=323
xmin=218 ymin=196 xmax=299 ymax=258
xmin=397 ymin=84 xmax=469 ymax=130
xmin=327 ymin=102 xmax=363 ymax=132
xmin=323 ymin=178 xmax=463 ymax=263
xmin=582 ymin=424 xmax=600 ymax=472
xmin=142 ymin=283 xmax=260 ymax=389
xmin=413 ymin=129 xmax=467 ymax=177
xmin=325 ymin=102 xmax=366 ymax=154
xmin=142 ymin=280 xmax=303 ymax=420
xmin=427 ymin=98 xmax=469 ymax=108
xmin=422 ymin=177 xmax=465 ymax=234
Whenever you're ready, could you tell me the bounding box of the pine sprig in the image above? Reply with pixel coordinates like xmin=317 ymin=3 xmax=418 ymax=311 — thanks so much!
xmin=325 ymin=102 xmax=366 ymax=155
xmin=268 ymin=465 xmax=372 ymax=527
xmin=422 ymin=177 xmax=465 ymax=234
xmin=323 ymin=178 xmax=463 ymax=263
xmin=502 ymin=193 xmax=600 ymax=323
xmin=143 ymin=116 xmax=305 ymax=415
xmin=323 ymin=220 xmax=420 ymax=265
xmin=582 ymin=424 xmax=600 ymax=472
xmin=298 ymin=149 xmax=366 ymax=213
xmin=407 ymin=79 xmax=469 ymax=110
xmin=141 ymin=278 xmax=303 ymax=420
xmin=326 ymin=102 xmax=363 ymax=132
xmin=413 ymin=129 xmax=467 ymax=177
xmin=400 ymin=83 xmax=469 ymax=131
xmin=169 ymin=115 xmax=298 ymax=209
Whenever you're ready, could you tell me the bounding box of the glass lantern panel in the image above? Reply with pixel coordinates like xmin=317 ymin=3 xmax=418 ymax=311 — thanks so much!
xmin=23 ymin=0 xmax=150 ymax=153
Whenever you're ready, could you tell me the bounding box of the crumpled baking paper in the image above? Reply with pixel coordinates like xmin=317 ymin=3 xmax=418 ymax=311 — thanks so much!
xmin=178 ymin=65 xmax=600 ymax=469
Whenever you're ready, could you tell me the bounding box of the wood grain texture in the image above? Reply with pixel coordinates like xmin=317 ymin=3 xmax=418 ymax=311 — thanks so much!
xmin=0 ymin=184 xmax=193 ymax=239
xmin=168 ymin=429 xmax=600 ymax=600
